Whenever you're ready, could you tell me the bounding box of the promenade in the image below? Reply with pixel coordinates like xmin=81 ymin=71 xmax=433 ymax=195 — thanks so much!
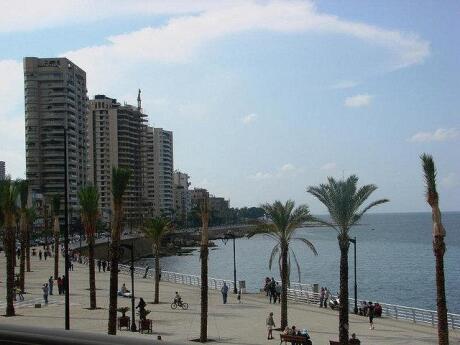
xmin=0 ymin=250 xmax=458 ymax=344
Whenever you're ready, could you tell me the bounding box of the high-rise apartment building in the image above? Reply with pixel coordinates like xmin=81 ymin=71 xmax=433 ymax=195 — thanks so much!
xmin=0 ymin=161 xmax=5 ymax=180
xmin=87 ymin=94 xmax=147 ymax=224
xmin=24 ymin=57 xmax=87 ymax=209
xmin=173 ymin=171 xmax=191 ymax=225
xmin=153 ymin=128 xmax=174 ymax=217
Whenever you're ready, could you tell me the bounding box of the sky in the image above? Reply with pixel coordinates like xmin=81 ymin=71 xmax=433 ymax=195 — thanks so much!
xmin=0 ymin=0 xmax=459 ymax=213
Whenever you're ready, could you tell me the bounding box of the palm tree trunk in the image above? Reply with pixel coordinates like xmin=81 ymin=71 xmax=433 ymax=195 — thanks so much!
xmin=154 ymin=245 xmax=160 ymax=304
xmin=26 ymin=225 xmax=31 ymax=272
xmin=434 ymin=236 xmax=449 ymax=345
xmin=280 ymin=243 xmax=289 ymax=330
xmin=89 ymin=235 xmax=96 ymax=309
xmin=200 ymin=243 xmax=208 ymax=342
xmin=20 ymin=216 xmax=27 ymax=292
xmin=108 ymin=208 xmax=121 ymax=335
xmin=54 ymin=218 xmax=60 ymax=280
xmin=5 ymin=225 xmax=15 ymax=316
xmin=339 ymin=239 xmax=350 ymax=345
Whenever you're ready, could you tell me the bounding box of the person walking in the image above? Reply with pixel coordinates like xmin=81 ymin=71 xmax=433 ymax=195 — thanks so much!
xmin=221 ymin=282 xmax=229 ymax=304
xmin=324 ymin=287 xmax=330 ymax=308
xmin=57 ymin=276 xmax=63 ymax=295
xmin=237 ymin=289 xmax=241 ymax=304
xmin=275 ymin=282 xmax=281 ymax=304
xmin=102 ymin=260 xmax=107 ymax=272
xmin=48 ymin=276 xmax=54 ymax=295
xmin=319 ymin=287 xmax=325 ymax=307
xmin=42 ymin=283 xmax=49 ymax=304
xmin=44 ymin=251 xmax=48 ymax=260
xmin=97 ymin=259 xmax=102 ymax=272
xmin=39 ymin=250 xmax=43 ymax=260
xmin=136 ymin=297 xmax=147 ymax=321
xmin=266 ymin=312 xmax=276 ymax=340
xmin=368 ymin=301 xmax=375 ymax=330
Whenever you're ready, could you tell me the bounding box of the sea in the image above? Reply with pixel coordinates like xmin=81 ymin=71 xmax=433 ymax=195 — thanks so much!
xmin=136 ymin=212 xmax=460 ymax=314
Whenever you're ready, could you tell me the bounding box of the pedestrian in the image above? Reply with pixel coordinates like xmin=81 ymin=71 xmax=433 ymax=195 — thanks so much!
xmin=97 ymin=259 xmax=101 ymax=272
xmin=48 ymin=276 xmax=53 ymax=295
xmin=44 ymin=251 xmax=48 ymax=260
xmin=221 ymin=282 xmax=229 ymax=304
xmin=143 ymin=264 xmax=150 ymax=278
xmin=39 ymin=250 xmax=42 ymax=260
xmin=237 ymin=289 xmax=241 ymax=304
xmin=266 ymin=312 xmax=275 ymax=340
xmin=57 ymin=276 xmax=63 ymax=295
xmin=319 ymin=287 xmax=325 ymax=308
xmin=16 ymin=248 xmax=21 ymax=259
xmin=368 ymin=301 xmax=375 ymax=330
xmin=136 ymin=297 xmax=147 ymax=321
xmin=275 ymin=282 xmax=281 ymax=304
xmin=102 ymin=260 xmax=107 ymax=272
xmin=264 ymin=277 xmax=270 ymax=296
xmin=42 ymin=283 xmax=49 ymax=304
xmin=324 ymin=287 xmax=330 ymax=308
xmin=16 ymin=287 xmax=24 ymax=301
xmin=269 ymin=278 xmax=276 ymax=303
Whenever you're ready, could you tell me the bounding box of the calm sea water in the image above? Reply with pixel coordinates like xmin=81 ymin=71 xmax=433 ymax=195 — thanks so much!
xmin=136 ymin=212 xmax=460 ymax=313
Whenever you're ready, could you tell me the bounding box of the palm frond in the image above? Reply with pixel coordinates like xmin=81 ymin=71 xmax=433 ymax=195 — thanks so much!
xmin=111 ymin=167 xmax=131 ymax=202
xmin=268 ymin=244 xmax=280 ymax=271
xmin=289 ymin=248 xmax=302 ymax=283
xmin=294 ymin=237 xmax=319 ymax=256
xmin=421 ymin=153 xmax=437 ymax=206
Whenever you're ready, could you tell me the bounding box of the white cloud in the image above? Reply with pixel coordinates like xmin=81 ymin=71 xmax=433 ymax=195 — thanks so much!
xmin=441 ymin=173 xmax=460 ymax=188
xmin=321 ymin=162 xmax=337 ymax=171
xmin=281 ymin=163 xmax=295 ymax=172
xmin=330 ymin=80 xmax=359 ymax=89
xmin=242 ymin=113 xmax=257 ymax=124
xmin=57 ymin=1 xmax=429 ymax=75
xmin=248 ymin=172 xmax=272 ymax=180
xmin=344 ymin=94 xmax=373 ymax=108
xmin=408 ymin=128 xmax=460 ymax=143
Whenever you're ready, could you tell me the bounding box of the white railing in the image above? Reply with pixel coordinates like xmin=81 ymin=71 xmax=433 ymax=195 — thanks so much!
xmin=118 ymin=264 xmax=237 ymax=292
xmin=281 ymin=281 xmax=460 ymax=330
xmin=375 ymin=301 xmax=459 ymax=329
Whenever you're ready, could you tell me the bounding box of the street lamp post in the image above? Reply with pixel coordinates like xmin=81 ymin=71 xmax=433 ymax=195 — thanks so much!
xmin=349 ymin=237 xmax=358 ymax=314
xmin=223 ymin=232 xmax=238 ymax=294
xmin=120 ymin=241 xmax=136 ymax=332
xmin=63 ymin=126 xmax=70 ymax=330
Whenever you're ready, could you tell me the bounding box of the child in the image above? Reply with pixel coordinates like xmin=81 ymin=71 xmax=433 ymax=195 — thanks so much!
xmin=237 ymin=289 xmax=241 ymax=303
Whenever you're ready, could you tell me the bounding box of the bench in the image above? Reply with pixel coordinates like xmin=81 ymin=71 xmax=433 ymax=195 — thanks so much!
xmin=280 ymin=334 xmax=312 ymax=345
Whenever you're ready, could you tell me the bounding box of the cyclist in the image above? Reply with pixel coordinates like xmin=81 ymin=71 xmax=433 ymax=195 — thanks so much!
xmin=174 ymin=291 xmax=182 ymax=305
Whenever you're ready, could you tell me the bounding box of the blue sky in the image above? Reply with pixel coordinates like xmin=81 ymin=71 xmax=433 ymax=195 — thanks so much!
xmin=0 ymin=0 xmax=459 ymax=213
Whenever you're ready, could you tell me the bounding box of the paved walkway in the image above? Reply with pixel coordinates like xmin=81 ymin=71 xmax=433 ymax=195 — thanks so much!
xmin=0 ymin=250 xmax=458 ymax=344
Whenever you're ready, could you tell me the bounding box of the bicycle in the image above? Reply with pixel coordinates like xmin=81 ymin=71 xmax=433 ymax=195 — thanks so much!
xmin=171 ymin=299 xmax=189 ymax=310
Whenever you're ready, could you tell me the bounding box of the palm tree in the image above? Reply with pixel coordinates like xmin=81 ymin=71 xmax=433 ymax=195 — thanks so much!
xmin=25 ymin=207 xmax=37 ymax=272
xmin=107 ymin=167 xmax=131 ymax=335
xmin=0 ymin=178 xmax=19 ymax=316
xmin=78 ymin=185 xmax=100 ymax=310
xmin=17 ymin=179 xmax=29 ymax=292
xmin=250 ymin=200 xmax=317 ymax=329
xmin=142 ymin=217 xmax=171 ymax=304
xmin=421 ymin=154 xmax=449 ymax=345
xmin=51 ymin=195 xmax=61 ymax=280
xmin=200 ymin=194 xmax=210 ymax=342
xmin=307 ymin=176 xmax=388 ymax=345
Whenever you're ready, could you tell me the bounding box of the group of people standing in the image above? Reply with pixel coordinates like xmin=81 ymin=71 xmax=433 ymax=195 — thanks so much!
xmin=264 ymin=277 xmax=281 ymax=304
xmin=318 ymin=287 xmax=332 ymax=308
xmin=96 ymin=259 xmax=109 ymax=272
xmin=42 ymin=275 xmax=66 ymax=304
